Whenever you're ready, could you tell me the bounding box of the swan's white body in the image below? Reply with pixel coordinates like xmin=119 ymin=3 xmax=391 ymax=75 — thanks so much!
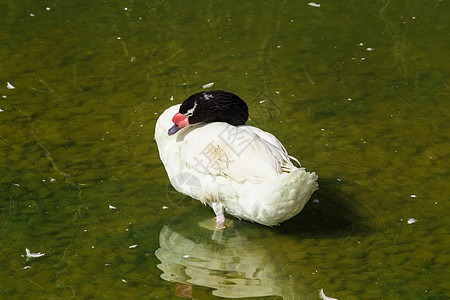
xmin=155 ymin=104 xmax=318 ymax=226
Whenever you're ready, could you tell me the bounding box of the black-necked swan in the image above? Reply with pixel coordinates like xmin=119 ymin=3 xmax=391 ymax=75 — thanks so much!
xmin=155 ymin=90 xmax=318 ymax=229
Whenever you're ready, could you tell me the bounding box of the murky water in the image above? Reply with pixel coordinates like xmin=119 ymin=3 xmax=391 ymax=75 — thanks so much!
xmin=1 ymin=1 xmax=448 ymax=299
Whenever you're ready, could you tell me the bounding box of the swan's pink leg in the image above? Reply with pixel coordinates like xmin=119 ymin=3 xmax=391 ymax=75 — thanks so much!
xmin=215 ymin=213 xmax=226 ymax=230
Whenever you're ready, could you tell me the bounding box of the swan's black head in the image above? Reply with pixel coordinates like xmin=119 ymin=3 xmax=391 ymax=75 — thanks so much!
xmin=168 ymin=90 xmax=249 ymax=135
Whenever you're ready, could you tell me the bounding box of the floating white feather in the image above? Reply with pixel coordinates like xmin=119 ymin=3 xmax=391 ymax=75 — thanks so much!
xmin=25 ymin=248 xmax=45 ymax=258
xmin=318 ymin=289 xmax=338 ymax=300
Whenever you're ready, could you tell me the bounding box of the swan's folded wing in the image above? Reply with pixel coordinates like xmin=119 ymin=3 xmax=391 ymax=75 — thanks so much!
xmin=180 ymin=123 xmax=293 ymax=183
xmin=239 ymin=125 xmax=289 ymax=156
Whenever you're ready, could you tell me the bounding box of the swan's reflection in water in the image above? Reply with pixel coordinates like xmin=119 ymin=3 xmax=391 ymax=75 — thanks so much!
xmin=156 ymin=180 xmax=366 ymax=298
xmin=155 ymin=216 xmax=303 ymax=299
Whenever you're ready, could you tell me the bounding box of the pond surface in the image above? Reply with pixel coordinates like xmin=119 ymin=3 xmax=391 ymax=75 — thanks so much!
xmin=0 ymin=0 xmax=448 ymax=299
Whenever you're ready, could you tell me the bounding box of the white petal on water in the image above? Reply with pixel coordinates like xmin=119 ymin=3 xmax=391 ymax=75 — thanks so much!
xmin=169 ymin=95 xmax=174 ymax=101
xmin=308 ymin=2 xmax=321 ymax=7
xmin=109 ymin=205 xmax=117 ymax=209
xmin=129 ymin=244 xmax=138 ymax=248
xmin=410 ymin=194 xmax=417 ymax=198
xmin=407 ymin=218 xmax=417 ymax=224
xmin=183 ymin=254 xmax=190 ymax=259
xmin=23 ymin=266 xmax=32 ymax=269
xmin=202 ymin=82 xmax=214 ymax=88
xmin=162 ymin=206 xmax=168 ymax=209
xmin=25 ymin=248 xmax=45 ymax=258
xmin=318 ymin=289 xmax=338 ymax=300
xmin=6 ymin=82 xmax=15 ymax=89
xmin=122 ymin=279 xmax=127 ymax=283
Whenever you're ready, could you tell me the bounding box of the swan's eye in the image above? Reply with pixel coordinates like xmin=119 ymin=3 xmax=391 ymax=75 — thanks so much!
xmin=184 ymin=100 xmax=197 ymax=117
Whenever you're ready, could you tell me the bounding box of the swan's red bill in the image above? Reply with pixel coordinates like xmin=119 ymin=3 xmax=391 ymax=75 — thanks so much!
xmin=168 ymin=112 xmax=189 ymax=135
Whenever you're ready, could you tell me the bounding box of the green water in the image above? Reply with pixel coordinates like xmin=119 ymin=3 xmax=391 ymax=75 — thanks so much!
xmin=1 ymin=0 xmax=448 ymax=299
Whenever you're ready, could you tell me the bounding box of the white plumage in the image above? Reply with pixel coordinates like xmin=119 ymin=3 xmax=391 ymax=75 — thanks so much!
xmin=155 ymin=103 xmax=318 ymax=227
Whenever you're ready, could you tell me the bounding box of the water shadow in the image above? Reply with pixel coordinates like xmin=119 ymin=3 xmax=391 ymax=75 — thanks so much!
xmin=276 ymin=177 xmax=373 ymax=238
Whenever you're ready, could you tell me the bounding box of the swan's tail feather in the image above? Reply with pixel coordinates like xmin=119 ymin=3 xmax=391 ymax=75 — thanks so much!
xmin=252 ymin=167 xmax=318 ymax=226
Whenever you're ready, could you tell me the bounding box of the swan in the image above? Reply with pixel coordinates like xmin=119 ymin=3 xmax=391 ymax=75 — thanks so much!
xmin=155 ymin=90 xmax=318 ymax=229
